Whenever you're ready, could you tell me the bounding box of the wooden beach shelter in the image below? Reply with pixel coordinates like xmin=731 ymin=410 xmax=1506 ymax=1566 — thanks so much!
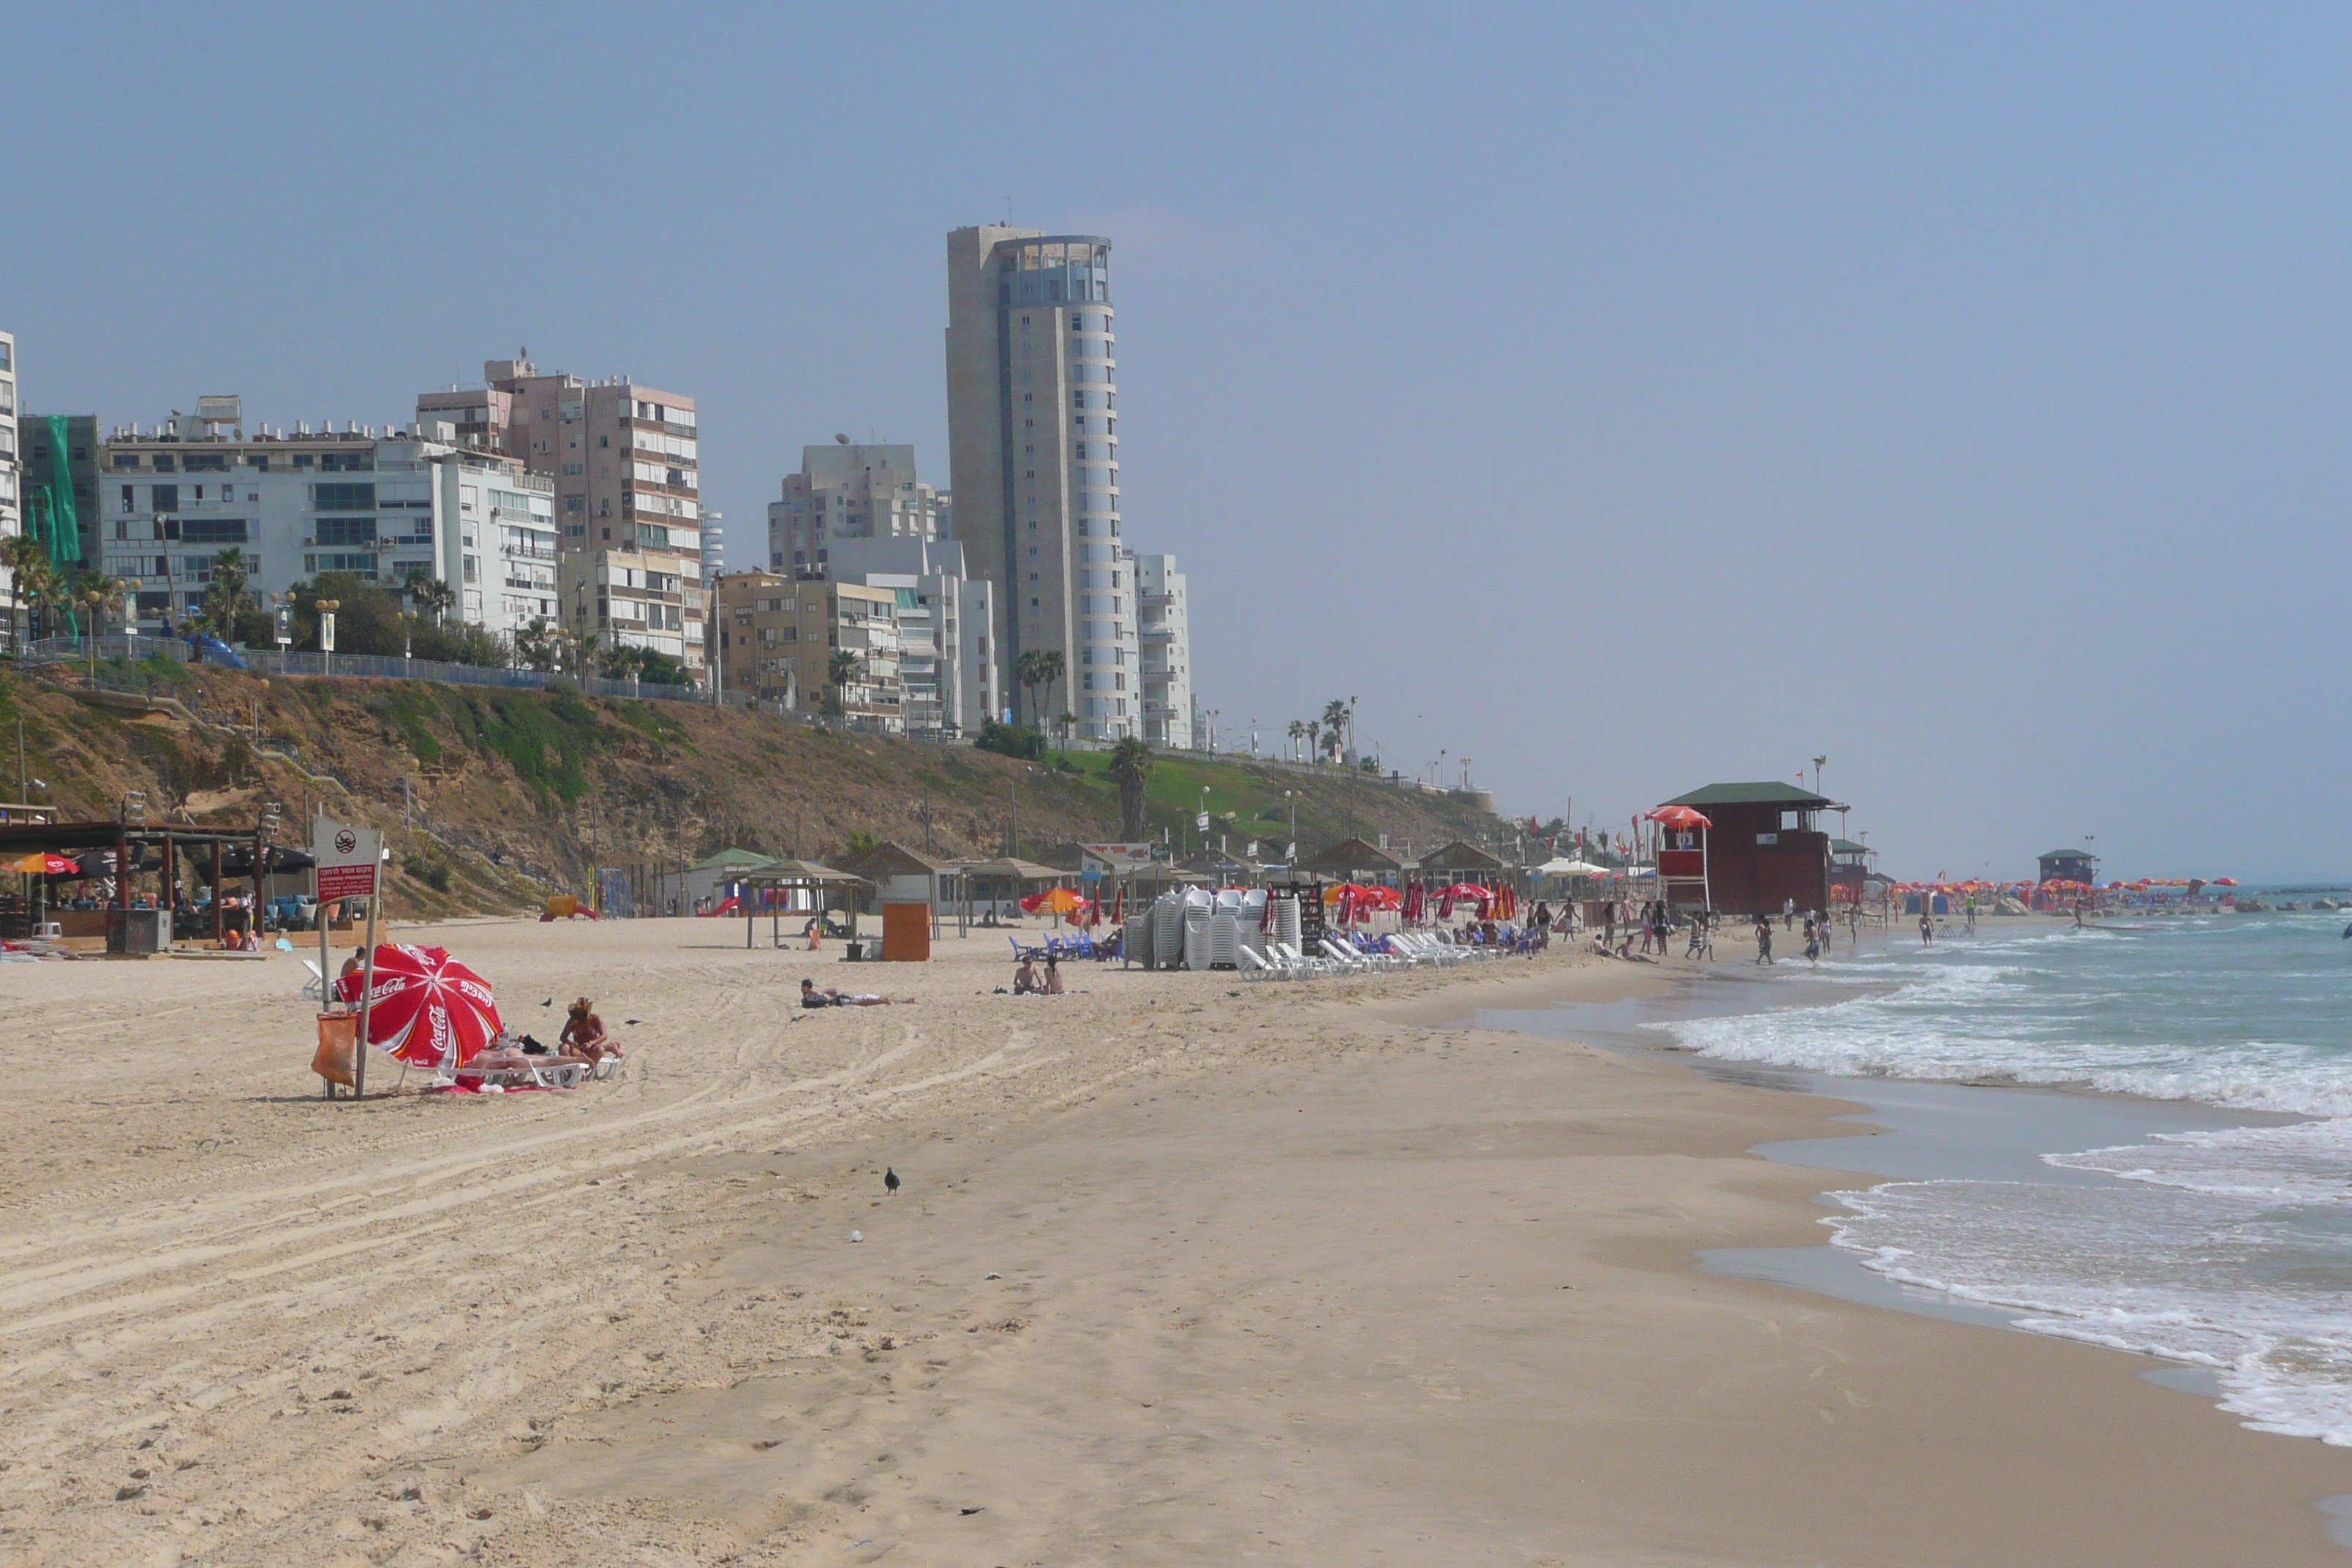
xmin=739 ymin=859 xmax=870 ymax=950
xmin=839 ymin=840 xmax=956 ymax=913
xmin=1654 ymin=783 xmax=1842 ymax=916
xmin=838 ymin=840 xmax=959 ymax=949
xmin=1411 ymin=840 xmax=1506 ymax=886
xmin=1299 ymin=836 xmax=1405 ymax=884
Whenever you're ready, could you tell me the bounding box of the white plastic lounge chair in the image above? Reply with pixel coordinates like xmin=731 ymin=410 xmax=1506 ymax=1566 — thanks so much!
xmin=300 ymin=958 xmax=327 ymax=1003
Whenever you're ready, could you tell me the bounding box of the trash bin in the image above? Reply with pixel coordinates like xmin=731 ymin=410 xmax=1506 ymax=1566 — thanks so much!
xmin=106 ymin=908 xmax=169 ymax=955
xmin=313 ymin=1011 xmax=358 ymax=1093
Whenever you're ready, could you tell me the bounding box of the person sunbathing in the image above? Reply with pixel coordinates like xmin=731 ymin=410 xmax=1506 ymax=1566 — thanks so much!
xmin=560 ymin=998 xmax=623 ymax=1061
xmin=802 ymin=979 xmax=912 ymax=1007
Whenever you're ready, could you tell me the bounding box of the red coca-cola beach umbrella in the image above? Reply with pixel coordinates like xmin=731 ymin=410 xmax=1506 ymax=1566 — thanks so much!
xmin=334 ymin=943 xmax=503 ymax=1070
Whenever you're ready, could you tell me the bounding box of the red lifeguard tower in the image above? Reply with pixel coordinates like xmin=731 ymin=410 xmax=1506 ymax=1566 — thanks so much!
xmin=1653 ymin=783 xmax=1840 ymax=916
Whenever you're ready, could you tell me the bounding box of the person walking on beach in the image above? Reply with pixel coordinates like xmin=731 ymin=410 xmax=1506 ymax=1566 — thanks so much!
xmin=1815 ymin=909 xmax=1831 ymax=954
xmin=1686 ymin=909 xmax=1713 ymax=960
xmin=1604 ymin=902 xmax=1617 ymax=950
xmin=1755 ymin=916 xmax=1774 ymax=965
xmin=1783 ymin=897 xmax=1795 ymax=932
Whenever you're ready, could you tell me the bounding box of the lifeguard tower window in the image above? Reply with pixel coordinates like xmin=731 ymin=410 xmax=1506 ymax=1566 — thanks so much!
xmin=1780 ymin=810 xmax=1803 ymax=830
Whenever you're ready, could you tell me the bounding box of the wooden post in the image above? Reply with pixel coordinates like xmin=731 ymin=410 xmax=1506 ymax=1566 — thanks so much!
xmin=352 ymin=884 xmax=380 ymax=1099
xmin=210 ymin=841 xmax=224 ymax=944
xmin=115 ymin=832 xmax=129 ymax=915
xmin=161 ymin=835 xmax=176 ymax=943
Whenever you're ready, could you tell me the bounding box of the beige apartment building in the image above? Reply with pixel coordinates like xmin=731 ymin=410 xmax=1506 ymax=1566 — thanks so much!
xmin=417 ymin=358 xmax=704 ymax=674
xmin=945 ymin=227 xmax=1141 ymax=739
xmin=766 ymin=440 xmax=941 ymax=576
xmin=710 ymin=570 xmax=907 ymax=730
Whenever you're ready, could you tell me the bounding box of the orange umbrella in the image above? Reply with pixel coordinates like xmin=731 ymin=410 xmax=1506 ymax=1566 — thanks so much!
xmin=7 ymin=852 xmax=78 ymax=875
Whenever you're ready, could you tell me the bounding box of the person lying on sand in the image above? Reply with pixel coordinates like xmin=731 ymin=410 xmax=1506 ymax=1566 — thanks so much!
xmin=559 ymin=999 xmax=623 ymax=1061
xmin=801 ymin=979 xmax=912 ymax=1007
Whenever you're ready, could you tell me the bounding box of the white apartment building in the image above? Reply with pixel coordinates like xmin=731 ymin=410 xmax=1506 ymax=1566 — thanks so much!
xmin=100 ymin=402 xmax=556 ymax=638
xmin=946 ymin=228 xmax=1141 ymax=739
xmin=1134 ymin=553 xmax=1194 ymax=750
xmin=766 ymin=441 xmax=943 ymax=576
xmin=817 ymin=535 xmax=998 ymax=734
xmin=0 ymin=331 xmax=18 ymax=635
xmin=418 ymin=359 xmax=705 ymax=674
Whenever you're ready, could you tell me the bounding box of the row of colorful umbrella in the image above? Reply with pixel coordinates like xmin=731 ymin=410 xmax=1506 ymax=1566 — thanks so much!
xmin=6 ymin=845 xmax=317 ymax=879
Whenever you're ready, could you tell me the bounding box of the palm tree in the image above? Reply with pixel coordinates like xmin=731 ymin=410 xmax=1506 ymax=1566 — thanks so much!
xmin=1 ymin=533 xmax=56 ymax=655
xmin=1321 ymin=698 xmax=1349 ymax=762
xmin=1286 ymin=718 xmax=1307 ymax=762
xmin=402 ymin=565 xmax=456 ymax=625
xmin=1014 ymin=649 xmax=1047 ymax=728
xmin=1108 ymin=736 xmax=1154 ymax=840
xmin=826 ymin=648 xmax=860 ymax=717
xmin=1037 ymin=649 xmax=1067 ymax=740
xmin=201 ymin=547 xmax=254 ymax=640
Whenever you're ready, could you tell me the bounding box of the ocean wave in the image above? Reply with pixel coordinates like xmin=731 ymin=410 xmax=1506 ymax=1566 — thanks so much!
xmin=1826 ymin=1177 xmax=2352 ymax=1444
xmin=2051 ymin=1120 xmax=2352 ymax=1206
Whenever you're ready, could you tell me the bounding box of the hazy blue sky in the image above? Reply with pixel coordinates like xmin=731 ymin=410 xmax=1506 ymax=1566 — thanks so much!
xmin=8 ymin=4 xmax=2348 ymax=881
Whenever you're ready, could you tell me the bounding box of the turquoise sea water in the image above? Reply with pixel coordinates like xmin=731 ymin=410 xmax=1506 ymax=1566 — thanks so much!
xmin=1662 ymin=905 xmax=2352 ymax=1444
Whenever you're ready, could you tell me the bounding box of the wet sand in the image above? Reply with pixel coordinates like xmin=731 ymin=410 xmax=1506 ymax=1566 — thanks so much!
xmin=2 ymin=920 xmax=2348 ymax=1564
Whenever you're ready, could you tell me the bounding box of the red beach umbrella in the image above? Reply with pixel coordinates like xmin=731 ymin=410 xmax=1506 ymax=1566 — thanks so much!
xmin=1646 ymin=805 xmax=1714 ymax=830
xmin=7 ymin=852 xmax=80 ymax=875
xmin=2213 ymin=877 xmax=2239 ymax=887
xmin=334 ymin=943 xmax=504 ymax=1070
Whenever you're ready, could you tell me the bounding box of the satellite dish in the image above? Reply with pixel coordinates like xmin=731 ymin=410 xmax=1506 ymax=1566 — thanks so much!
xmin=834 ymin=432 xmax=851 ymax=444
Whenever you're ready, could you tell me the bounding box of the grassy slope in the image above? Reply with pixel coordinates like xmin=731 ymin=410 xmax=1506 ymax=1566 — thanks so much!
xmin=4 ymin=663 xmax=1507 ymax=916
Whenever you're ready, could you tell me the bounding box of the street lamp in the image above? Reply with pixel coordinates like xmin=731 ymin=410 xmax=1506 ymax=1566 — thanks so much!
xmin=316 ymin=598 xmax=339 ymax=679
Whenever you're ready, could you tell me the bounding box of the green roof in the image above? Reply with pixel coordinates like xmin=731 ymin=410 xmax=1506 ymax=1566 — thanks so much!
xmin=1659 ymin=782 xmax=1836 ymax=809
xmin=691 ymin=847 xmax=783 ymax=872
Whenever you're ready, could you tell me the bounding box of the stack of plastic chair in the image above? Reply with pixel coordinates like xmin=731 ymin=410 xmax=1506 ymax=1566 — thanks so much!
xmin=1238 ymin=889 xmax=1270 ymax=965
xmin=1128 ymin=908 xmax=1156 ymax=969
xmin=1275 ymin=895 xmax=1303 ymax=952
xmin=1153 ymin=892 xmax=1186 ymax=968
xmin=1182 ymin=889 xmax=1213 ymax=970
xmin=1208 ymin=900 xmax=1240 ymax=969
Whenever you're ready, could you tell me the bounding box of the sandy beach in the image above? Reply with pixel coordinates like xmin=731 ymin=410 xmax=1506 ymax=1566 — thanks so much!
xmin=5 ymin=921 xmax=2351 ymax=1565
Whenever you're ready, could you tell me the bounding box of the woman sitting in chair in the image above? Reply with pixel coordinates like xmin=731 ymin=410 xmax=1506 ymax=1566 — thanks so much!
xmin=560 ymin=998 xmax=622 ymax=1062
